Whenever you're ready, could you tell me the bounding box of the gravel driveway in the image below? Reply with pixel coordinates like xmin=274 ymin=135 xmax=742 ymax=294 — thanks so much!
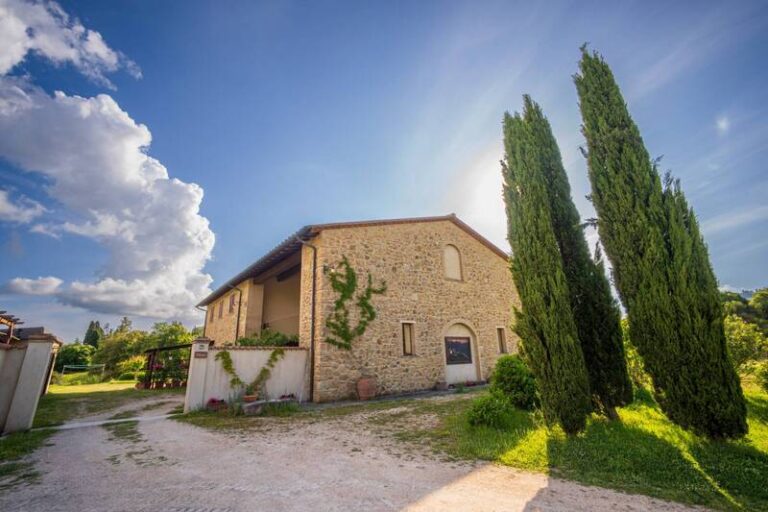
xmin=0 ymin=395 xmax=703 ymax=512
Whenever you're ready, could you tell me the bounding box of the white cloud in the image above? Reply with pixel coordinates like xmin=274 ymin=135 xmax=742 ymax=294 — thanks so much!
xmin=0 ymin=1 xmax=212 ymax=321
xmin=5 ymin=276 xmax=62 ymax=295
xmin=0 ymin=188 xmax=46 ymax=223
xmin=0 ymin=79 xmax=215 ymax=319
xmin=716 ymin=115 xmax=730 ymax=134
xmin=701 ymin=205 xmax=768 ymax=236
xmin=0 ymin=0 xmax=140 ymax=88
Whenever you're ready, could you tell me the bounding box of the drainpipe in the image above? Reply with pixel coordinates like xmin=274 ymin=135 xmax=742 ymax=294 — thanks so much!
xmin=227 ymin=285 xmax=243 ymax=343
xmin=295 ymin=236 xmax=317 ymax=402
xmin=195 ymin=305 xmax=207 ymax=337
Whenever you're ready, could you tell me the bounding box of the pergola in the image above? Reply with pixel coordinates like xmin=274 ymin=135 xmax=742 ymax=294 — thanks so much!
xmin=0 ymin=311 xmax=23 ymax=345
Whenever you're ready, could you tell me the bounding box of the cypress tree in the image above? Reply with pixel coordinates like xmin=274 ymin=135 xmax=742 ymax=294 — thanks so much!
xmin=502 ymin=103 xmax=592 ymax=435
xmin=523 ymin=95 xmax=633 ymax=417
xmin=83 ymin=320 xmax=104 ymax=349
xmin=574 ymin=48 xmax=747 ymax=438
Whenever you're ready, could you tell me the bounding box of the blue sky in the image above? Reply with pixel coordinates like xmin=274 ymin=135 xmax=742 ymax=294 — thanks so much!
xmin=1 ymin=0 xmax=767 ymax=341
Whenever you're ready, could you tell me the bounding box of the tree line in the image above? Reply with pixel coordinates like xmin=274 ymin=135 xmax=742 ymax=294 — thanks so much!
xmin=55 ymin=318 xmax=200 ymax=379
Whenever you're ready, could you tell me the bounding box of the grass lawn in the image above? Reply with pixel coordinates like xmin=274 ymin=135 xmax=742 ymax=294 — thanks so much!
xmin=407 ymin=380 xmax=768 ymax=511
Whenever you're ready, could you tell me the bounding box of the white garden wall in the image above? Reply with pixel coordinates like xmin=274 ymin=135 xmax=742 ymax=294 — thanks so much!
xmin=184 ymin=338 xmax=309 ymax=412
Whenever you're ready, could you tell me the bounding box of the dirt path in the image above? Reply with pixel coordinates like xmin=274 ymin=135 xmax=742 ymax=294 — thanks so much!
xmin=0 ymin=396 xmax=704 ymax=512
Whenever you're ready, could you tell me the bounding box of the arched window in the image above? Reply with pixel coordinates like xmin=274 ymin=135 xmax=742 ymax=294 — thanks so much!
xmin=443 ymin=244 xmax=463 ymax=281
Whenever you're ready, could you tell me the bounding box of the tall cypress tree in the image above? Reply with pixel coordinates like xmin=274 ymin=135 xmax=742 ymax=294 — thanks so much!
xmin=83 ymin=320 xmax=104 ymax=349
xmin=575 ymin=48 xmax=747 ymax=438
xmin=502 ymin=103 xmax=592 ymax=435
xmin=523 ymin=95 xmax=633 ymax=417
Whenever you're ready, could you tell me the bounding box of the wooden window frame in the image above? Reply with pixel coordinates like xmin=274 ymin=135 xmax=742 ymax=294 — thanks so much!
xmin=496 ymin=327 xmax=507 ymax=354
xmin=229 ymin=294 xmax=236 ymax=314
xmin=443 ymin=244 xmax=464 ymax=282
xmin=401 ymin=321 xmax=415 ymax=356
xmin=218 ymin=302 xmax=223 ymax=319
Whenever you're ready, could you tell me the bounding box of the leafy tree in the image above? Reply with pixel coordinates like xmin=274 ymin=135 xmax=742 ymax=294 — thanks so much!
xmin=721 ymin=288 xmax=768 ymax=335
xmin=55 ymin=342 xmax=95 ymax=372
xmin=750 ymin=288 xmax=768 ymax=319
xmin=524 ymin=94 xmax=632 ymax=418
xmin=92 ymin=328 xmax=148 ymax=374
xmin=724 ymin=314 xmax=767 ymax=370
xmin=575 ymin=47 xmax=747 ymax=438
xmin=502 ymin=101 xmax=592 ymax=435
xmin=83 ymin=321 xmax=104 ymax=348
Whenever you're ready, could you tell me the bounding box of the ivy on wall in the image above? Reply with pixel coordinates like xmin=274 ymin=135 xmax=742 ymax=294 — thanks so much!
xmin=215 ymin=347 xmax=286 ymax=397
xmin=323 ymin=256 xmax=387 ymax=350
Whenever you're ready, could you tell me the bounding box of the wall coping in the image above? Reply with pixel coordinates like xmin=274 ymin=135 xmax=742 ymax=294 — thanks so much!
xmin=209 ymin=346 xmax=308 ymax=351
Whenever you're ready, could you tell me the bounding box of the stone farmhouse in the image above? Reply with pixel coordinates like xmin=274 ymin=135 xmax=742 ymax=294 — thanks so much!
xmin=197 ymin=214 xmax=519 ymax=402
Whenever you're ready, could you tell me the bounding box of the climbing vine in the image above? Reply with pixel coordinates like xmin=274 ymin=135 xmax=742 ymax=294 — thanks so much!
xmin=323 ymin=256 xmax=387 ymax=350
xmin=215 ymin=347 xmax=286 ymax=397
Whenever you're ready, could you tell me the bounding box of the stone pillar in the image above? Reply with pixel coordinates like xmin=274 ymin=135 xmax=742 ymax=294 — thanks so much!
xmin=2 ymin=334 xmax=60 ymax=434
xmin=184 ymin=337 xmax=213 ymax=413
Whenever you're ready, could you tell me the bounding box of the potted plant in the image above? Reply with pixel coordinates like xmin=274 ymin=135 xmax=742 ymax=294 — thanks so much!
xmin=356 ymin=375 xmax=377 ymax=400
xmin=242 ymin=382 xmax=260 ymax=403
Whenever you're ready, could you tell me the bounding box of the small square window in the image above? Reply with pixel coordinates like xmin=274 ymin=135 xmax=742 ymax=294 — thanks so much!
xmin=402 ymin=322 xmax=415 ymax=356
xmin=497 ymin=327 xmax=507 ymax=354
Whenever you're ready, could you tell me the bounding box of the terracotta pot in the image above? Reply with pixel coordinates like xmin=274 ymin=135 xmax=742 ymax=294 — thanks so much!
xmin=356 ymin=377 xmax=377 ymax=401
xmin=242 ymin=394 xmax=259 ymax=403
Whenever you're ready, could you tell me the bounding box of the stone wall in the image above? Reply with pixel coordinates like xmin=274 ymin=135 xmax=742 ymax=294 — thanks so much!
xmin=203 ymin=282 xmax=253 ymax=345
xmin=308 ymin=220 xmax=519 ymax=402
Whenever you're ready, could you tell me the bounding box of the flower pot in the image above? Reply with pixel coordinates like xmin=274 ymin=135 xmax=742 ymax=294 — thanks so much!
xmin=356 ymin=377 xmax=377 ymax=401
xmin=242 ymin=394 xmax=259 ymax=403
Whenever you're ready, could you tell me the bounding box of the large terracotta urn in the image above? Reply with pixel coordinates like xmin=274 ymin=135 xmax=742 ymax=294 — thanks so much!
xmin=356 ymin=376 xmax=377 ymax=401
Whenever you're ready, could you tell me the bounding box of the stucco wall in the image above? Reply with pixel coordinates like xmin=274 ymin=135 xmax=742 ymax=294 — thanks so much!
xmin=262 ymin=270 xmax=301 ymax=335
xmin=184 ymin=342 xmax=310 ymax=411
xmin=307 ymin=220 xmax=519 ymax=402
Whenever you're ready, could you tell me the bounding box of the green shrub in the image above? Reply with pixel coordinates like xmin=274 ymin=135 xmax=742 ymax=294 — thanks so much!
xmin=116 ymin=372 xmax=136 ymax=381
xmin=758 ymin=362 xmax=768 ymax=393
xmin=490 ymin=355 xmax=539 ymax=410
xmin=116 ymin=355 xmax=146 ymax=375
xmin=237 ymin=328 xmax=299 ymax=347
xmin=468 ymin=393 xmax=512 ymax=429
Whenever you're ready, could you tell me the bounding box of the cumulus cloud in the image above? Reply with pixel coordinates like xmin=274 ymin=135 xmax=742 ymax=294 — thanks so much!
xmin=5 ymin=276 xmax=62 ymax=295
xmin=0 ymin=1 xmax=214 ymax=321
xmin=0 ymin=188 xmax=46 ymax=223
xmin=0 ymin=0 xmax=140 ymax=88
xmin=0 ymin=79 xmax=215 ymax=319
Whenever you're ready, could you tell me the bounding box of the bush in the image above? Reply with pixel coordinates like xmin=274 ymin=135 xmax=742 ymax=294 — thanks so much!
xmin=237 ymin=328 xmax=299 ymax=347
xmin=468 ymin=393 xmax=512 ymax=429
xmin=116 ymin=372 xmax=137 ymax=381
xmin=490 ymin=355 xmax=538 ymax=410
xmin=724 ymin=314 xmax=767 ymax=370
xmin=117 ymin=355 xmax=146 ymax=375
xmin=758 ymin=362 xmax=768 ymax=393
